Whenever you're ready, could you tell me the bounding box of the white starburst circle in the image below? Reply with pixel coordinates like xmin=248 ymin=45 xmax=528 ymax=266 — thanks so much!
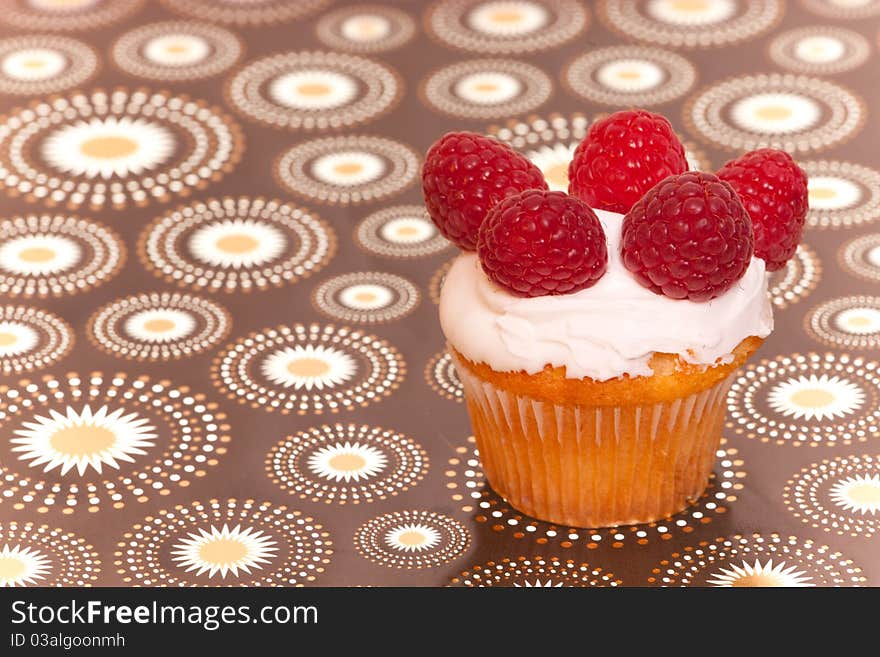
xmin=311 ymin=151 xmax=386 ymax=187
xmin=729 ymin=93 xmax=821 ymax=135
xmin=596 ymin=59 xmax=665 ymax=92
xmin=467 ymin=1 xmax=550 ymax=36
xmin=10 ymin=405 xmax=158 ymax=477
xmin=268 ymin=70 xmax=359 ymax=110
xmin=261 ymin=344 xmax=357 ymax=390
xmin=0 ymin=234 xmax=80 ymax=277
xmin=188 ymin=219 xmax=287 ymax=270
xmin=41 ymin=117 xmax=175 ymax=180
xmin=143 ymin=33 xmax=209 ymax=67
xmin=453 ymin=71 xmax=522 ymax=105
xmin=646 ymin=0 xmax=737 ymax=25
xmin=525 ymin=142 xmax=576 ymax=191
xmin=808 ymin=175 xmax=861 ymax=211
xmin=2 ymin=47 xmax=65 ymax=80
xmin=307 ymin=441 xmax=387 ymax=483
xmin=514 ymin=579 xmax=563 ymax=587
xmin=706 ymin=558 xmax=814 ymax=587
xmin=767 ymin=374 xmax=865 ymax=422
xmin=170 ymin=524 xmax=279 ymax=579
xmin=0 ymin=544 xmax=52 ymax=587
xmin=829 ymin=474 xmax=880 ymax=515
xmin=123 ymin=309 xmax=196 ymax=343
xmin=0 ymin=321 xmax=38 ymax=357
xmin=384 ymin=524 xmax=442 ymax=553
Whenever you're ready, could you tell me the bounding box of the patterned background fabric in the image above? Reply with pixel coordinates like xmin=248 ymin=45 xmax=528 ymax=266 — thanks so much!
xmin=0 ymin=0 xmax=877 ymax=588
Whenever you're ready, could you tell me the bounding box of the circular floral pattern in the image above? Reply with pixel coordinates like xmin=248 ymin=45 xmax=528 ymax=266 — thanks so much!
xmin=727 ymin=353 xmax=880 ymax=446
xmin=599 ymin=0 xmax=782 ymax=48
xmin=648 ymin=534 xmax=865 ymax=586
xmin=768 ymin=243 xmax=821 ymax=310
xmin=0 ymin=305 xmax=72 ymax=375
xmin=785 ymin=454 xmax=880 ymax=538
xmin=111 ymin=21 xmax=243 ymax=82
xmin=226 ymin=51 xmax=401 ymax=132
xmin=0 ymin=88 xmax=243 ymax=210
xmin=800 ymin=0 xmax=880 ymax=19
xmin=685 ymin=74 xmax=864 ymax=154
xmin=445 ymin=436 xmax=746 ymax=547
xmin=275 ymin=135 xmax=419 ymax=206
xmin=429 ymin=258 xmax=455 ymax=305
xmin=139 ymin=197 xmax=335 ymax=294
xmin=840 ymin=234 xmax=880 ymax=283
xmin=803 ymin=161 xmax=880 ymax=230
xmin=420 ymin=59 xmax=552 ymax=120
xmin=0 ymin=214 xmax=124 ymax=298
xmin=0 ymin=0 xmax=143 ymax=32
xmin=450 ymin=556 xmax=620 ymax=587
xmin=315 ymin=5 xmax=416 ymax=53
xmin=354 ymin=205 xmax=452 ymax=259
xmin=212 ymin=323 xmax=404 ymax=415
xmin=426 ymin=0 xmax=589 ymax=54
xmin=0 ymin=522 xmax=99 ymax=587
xmin=87 ymin=292 xmax=231 ymax=362
xmin=563 ymin=45 xmax=696 ymax=107
xmin=354 ymin=510 xmax=470 ymax=569
xmin=425 ymin=350 xmax=464 ymax=403
xmin=806 ymin=296 xmax=880 ymax=351
xmin=114 ymin=499 xmax=332 ymax=586
xmin=769 ymin=26 xmax=870 ymax=75
xmin=266 ymin=424 xmax=428 ymax=505
xmin=0 ymin=35 xmax=97 ymax=96
xmin=0 ymin=372 xmax=229 ymax=514
xmin=311 ymin=272 xmax=420 ymax=324
xmin=160 ymin=0 xmax=330 ymax=26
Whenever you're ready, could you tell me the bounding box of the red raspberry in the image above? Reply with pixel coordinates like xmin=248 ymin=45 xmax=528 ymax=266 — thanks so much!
xmin=422 ymin=131 xmax=548 ymax=251
xmin=568 ymin=109 xmax=688 ymax=214
xmin=621 ymin=171 xmax=754 ymax=302
xmin=716 ymin=148 xmax=808 ymax=271
xmin=478 ymin=189 xmax=608 ymax=297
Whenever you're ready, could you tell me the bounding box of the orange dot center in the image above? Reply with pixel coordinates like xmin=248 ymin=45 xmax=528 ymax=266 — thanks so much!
xmin=18 ymin=247 xmax=55 ymax=263
xmin=143 ymin=318 xmax=175 ymax=333
xmin=286 ymin=358 xmax=330 ymax=378
xmin=789 ymin=388 xmax=835 ymax=408
xmin=328 ymin=453 xmax=367 ymax=472
xmin=80 ymin=136 xmax=138 ymax=159
xmin=755 ymin=105 xmax=792 ymax=121
xmin=846 ymin=483 xmax=880 ymax=506
xmin=397 ymin=531 xmax=426 ymax=547
xmin=297 ymin=83 xmax=331 ymax=97
xmin=198 ymin=538 xmax=247 ymax=566
xmin=216 ymin=234 xmax=258 ymax=254
xmin=49 ymin=425 xmax=115 ymax=457
xmin=544 ymin=163 xmax=569 ymax=188
xmin=0 ymin=332 xmax=18 ymax=347
xmin=0 ymin=556 xmax=26 ymax=580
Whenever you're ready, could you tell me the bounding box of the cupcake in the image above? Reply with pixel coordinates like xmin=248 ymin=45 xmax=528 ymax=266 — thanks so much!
xmin=422 ymin=110 xmax=808 ymax=528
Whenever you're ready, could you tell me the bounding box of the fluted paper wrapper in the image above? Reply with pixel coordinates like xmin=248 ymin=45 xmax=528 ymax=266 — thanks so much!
xmin=453 ymin=354 xmax=733 ymax=528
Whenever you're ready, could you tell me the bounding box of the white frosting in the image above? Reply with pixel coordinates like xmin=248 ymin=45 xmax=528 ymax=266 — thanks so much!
xmin=439 ymin=209 xmax=773 ymax=381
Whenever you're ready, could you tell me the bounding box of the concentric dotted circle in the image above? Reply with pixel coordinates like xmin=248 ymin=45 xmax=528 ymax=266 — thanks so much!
xmin=0 ymin=305 xmax=73 ymax=375
xmin=450 ymin=556 xmax=620 ymax=587
xmin=784 ymin=454 xmax=880 ymax=537
xmin=111 ymin=21 xmax=243 ymax=82
xmin=487 ymin=112 xmax=590 ymax=192
xmin=800 ymin=0 xmax=880 ymax=19
xmin=840 ymin=234 xmax=880 ymax=283
xmin=648 ymin=534 xmax=865 ymax=586
xmin=354 ymin=205 xmax=452 ymax=259
xmin=0 ymin=521 xmax=100 ymax=587
xmin=445 ymin=436 xmax=746 ymax=548
xmin=0 ymin=35 xmax=97 ymax=96
xmin=802 ymin=161 xmax=880 ymax=230
xmin=315 ymin=5 xmax=416 ymax=54
xmin=139 ymin=197 xmax=336 ymax=294
xmin=429 ymin=258 xmax=455 ymax=305
xmin=311 ymin=272 xmax=419 ymax=325
xmin=160 ymin=0 xmax=329 ymax=26
xmin=0 ymin=372 xmax=230 ymax=514
xmin=769 ymin=26 xmax=870 ymax=75
xmin=266 ymin=424 xmax=428 ymax=505
xmin=806 ymin=296 xmax=880 ymax=351
xmin=726 ymin=353 xmax=880 ymax=446
xmin=0 ymin=214 xmax=124 ymax=299
xmin=768 ymin=243 xmax=821 ymax=310
xmin=599 ymin=0 xmax=782 ymax=48
xmin=226 ymin=51 xmax=401 ymax=132
xmin=685 ymin=74 xmax=865 ymax=154
xmin=212 ymin=323 xmax=405 ymax=415
xmin=563 ymin=45 xmax=696 ymax=107
xmin=0 ymin=0 xmax=143 ymax=32
xmin=114 ymin=499 xmax=332 ymax=586
xmin=425 ymin=350 xmax=464 ymax=403
xmin=420 ymin=59 xmax=552 ymax=120
xmin=275 ymin=135 xmax=419 ymax=206
xmin=354 ymin=510 xmax=470 ymax=569
xmin=426 ymin=0 xmax=589 ymax=54
xmin=87 ymin=292 xmax=232 ymax=362
xmin=0 ymin=88 xmax=243 ymax=210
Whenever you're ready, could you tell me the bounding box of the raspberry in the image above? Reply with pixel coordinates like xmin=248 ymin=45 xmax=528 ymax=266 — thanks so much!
xmin=621 ymin=171 xmax=754 ymax=301
xmin=716 ymin=148 xmax=808 ymax=271
xmin=477 ymin=189 xmax=608 ymax=297
xmin=421 ymin=131 xmax=548 ymax=250
xmin=568 ymin=109 xmax=688 ymax=214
